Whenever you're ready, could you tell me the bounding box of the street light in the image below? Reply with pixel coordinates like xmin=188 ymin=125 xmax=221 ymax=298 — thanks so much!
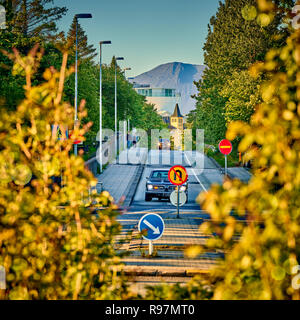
xmin=122 ymin=67 xmax=131 ymax=149
xmin=74 ymin=13 xmax=92 ymax=156
xmin=115 ymin=57 xmax=124 ymax=160
xmin=99 ymin=40 xmax=111 ymax=172
xmin=123 ymin=67 xmax=131 ymax=79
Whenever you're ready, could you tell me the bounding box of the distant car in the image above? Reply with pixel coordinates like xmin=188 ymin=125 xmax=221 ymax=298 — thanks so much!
xmin=158 ymin=138 xmax=171 ymax=150
xmin=145 ymin=170 xmax=188 ymax=202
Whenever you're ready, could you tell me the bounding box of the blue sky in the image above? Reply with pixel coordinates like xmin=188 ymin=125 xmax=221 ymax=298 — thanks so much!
xmin=55 ymin=0 xmax=222 ymax=77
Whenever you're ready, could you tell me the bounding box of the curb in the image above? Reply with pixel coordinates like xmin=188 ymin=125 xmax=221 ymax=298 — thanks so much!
xmin=208 ymin=155 xmax=222 ymax=172
xmin=208 ymin=156 xmax=235 ymax=180
xmin=122 ymin=163 xmax=145 ymax=207
xmin=122 ymin=269 xmax=210 ymax=277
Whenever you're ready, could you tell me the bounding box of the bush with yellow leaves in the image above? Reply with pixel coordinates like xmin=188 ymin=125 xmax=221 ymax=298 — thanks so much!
xmin=196 ymin=0 xmax=300 ymax=300
xmin=0 ymin=46 xmax=131 ymax=300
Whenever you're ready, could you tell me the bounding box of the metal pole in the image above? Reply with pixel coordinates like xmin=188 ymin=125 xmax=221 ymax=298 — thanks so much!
xmin=99 ymin=43 xmax=103 ymax=172
xmin=74 ymin=18 xmax=78 ymax=156
xmin=177 ymin=186 xmax=180 ymax=219
xmin=115 ymin=60 xmax=117 ymax=162
xmin=225 ymin=154 xmax=227 ymax=176
xmin=124 ymin=120 xmax=127 ymax=151
xmin=149 ymin=241 xmax=153 ymax=256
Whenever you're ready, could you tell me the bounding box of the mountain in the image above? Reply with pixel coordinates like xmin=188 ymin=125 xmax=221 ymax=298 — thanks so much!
xmin=130 ymin=62 xmax=206 ymax=115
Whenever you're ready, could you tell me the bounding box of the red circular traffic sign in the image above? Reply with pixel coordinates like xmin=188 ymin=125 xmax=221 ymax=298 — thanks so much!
xmin=69 ymin=130 xmax=84 ymax=145
xmin=168 ymin=165 xmax=188 ymax=186
xmin=218 ymin=139 xmax=232 ymax=155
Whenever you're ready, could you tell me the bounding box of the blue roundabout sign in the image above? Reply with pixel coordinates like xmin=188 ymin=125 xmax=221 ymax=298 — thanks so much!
xmin=138 ymin=213 xmax=165 ymax=241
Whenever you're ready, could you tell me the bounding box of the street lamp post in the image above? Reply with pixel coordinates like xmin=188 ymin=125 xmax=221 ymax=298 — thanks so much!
xmin=123 ymin=67 xmax=131 ymax=80
xmin=115 ymin=57 xmax=124 ymax=160
xmin=99 ymin=40 xmax=111 ymax=172
xmin=74 ymin=13 xmax=92 ymax=156
xmin=123 ymin=67 xmax=131 ymax=152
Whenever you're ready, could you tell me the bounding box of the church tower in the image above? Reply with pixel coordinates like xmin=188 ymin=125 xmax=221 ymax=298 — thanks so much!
xmin=170 ymin=103 xmax=184 ymax=130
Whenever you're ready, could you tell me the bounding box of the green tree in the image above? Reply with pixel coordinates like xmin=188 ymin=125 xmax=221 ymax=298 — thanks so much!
xmin=221 ymin=70 xmax=262 ymax=124
xmin=191 ymin=0 xmax=293 ymax=145
xmin=67 ymin=17 xmax=97 ymax=61
xmin=138 ymin=103 xmax=167 ymax=133
xmin=0 ymin=0 xmax=67 ymax=111
xmin=0 ymin=33 xmax=70 ymax=111
xmin=63 ymin=56 xmax=165 ymax=153
xmin=99 ymin=59 xmax=165 ymax=134
xmin=64 ymin=58 xmax=100 ymax=144
xmin=0 ymin=31 xmax=42 ymax=111
xmin=4 ymin=0 xmax=67 ymax=37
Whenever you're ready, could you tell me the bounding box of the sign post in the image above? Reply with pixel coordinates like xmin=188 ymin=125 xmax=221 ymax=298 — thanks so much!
xmin=168 ymin=165 xmax=188 ymax=219
xmin=170 ymin=189 xmax=187 ymax=218
xmin=51 ymin=125 xmax=69 ymax=187
xmin=138 ymin=213 xmax=165 ymax=256
xmin=177 ymin=186 xmax=180 ymax=218
xmin=218 ymin=139 xmax=233 ymax=176
xmin=149 ymin=241 xmax=153 ymax=256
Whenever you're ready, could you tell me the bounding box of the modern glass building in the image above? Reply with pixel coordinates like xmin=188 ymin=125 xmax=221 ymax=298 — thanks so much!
xmin=131 ymin=82 xmax=181 ymax=117
xmin=136 ymin=88 xmax=177 ymax=98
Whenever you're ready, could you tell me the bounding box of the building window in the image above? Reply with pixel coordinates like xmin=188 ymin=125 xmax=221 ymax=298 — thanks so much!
xmin=137 ymin=87 xmax=177 ymax=97
xmin=165 ymin=89 xmax=173 ymax=97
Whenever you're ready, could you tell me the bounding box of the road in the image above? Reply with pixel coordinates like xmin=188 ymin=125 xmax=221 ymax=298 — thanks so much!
xmin=98 ymin=148 xmax=251 ymax=292
xmin=127 ymin=149 xmax=225 ymax=214
xmin=98 ymin=148 xmax=251 ymax=223
xmin=97 ymin=147 xmax=252 ymax=227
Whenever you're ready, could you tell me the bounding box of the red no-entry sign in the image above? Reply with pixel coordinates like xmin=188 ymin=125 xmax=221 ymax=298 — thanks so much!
xmin=69 ymin=130 xmax=84 ymax=145
xmin=219 ymin=139 xmax=232 ymax=155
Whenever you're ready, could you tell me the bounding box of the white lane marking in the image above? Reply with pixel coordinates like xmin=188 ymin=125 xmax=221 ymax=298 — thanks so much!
xmin=184 ymin=152 xmax=208 ymax=193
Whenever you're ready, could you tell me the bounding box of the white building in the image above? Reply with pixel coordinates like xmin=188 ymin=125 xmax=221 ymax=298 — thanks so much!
xmin=131 ymin=82 xmax=181 ymax=117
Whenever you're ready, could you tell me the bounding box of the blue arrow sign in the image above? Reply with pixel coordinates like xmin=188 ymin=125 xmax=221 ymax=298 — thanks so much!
xmin=138 ymin=213 xmax=165 ymax=241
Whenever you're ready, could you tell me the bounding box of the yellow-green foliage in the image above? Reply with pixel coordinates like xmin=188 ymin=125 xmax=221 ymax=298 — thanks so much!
xmin=0 ymin=46 xmax=130 ymax=300
xmin=197 ymin=0 xmax=300 ymax=300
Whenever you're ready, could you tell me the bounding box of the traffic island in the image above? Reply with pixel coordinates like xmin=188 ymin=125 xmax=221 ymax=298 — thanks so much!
xmin=117 ymin=217 xmax=220 ymax=277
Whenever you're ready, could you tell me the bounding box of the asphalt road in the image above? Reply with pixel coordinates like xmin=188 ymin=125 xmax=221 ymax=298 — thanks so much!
xmin=113 ymin=149 xmax=251 ymax=291
xmin=98 ymin=148 xmax=251 ymax=221
xmin=129 ymin=149 xmax=224 ymax=213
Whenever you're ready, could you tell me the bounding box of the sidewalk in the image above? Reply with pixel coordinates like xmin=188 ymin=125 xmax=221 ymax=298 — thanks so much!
xmin=118 ymin=216 xmax=219 ymax=276
xmin=98 ymin=164 xmax=139 ymax=203
xmin=228 ymin=167 xmax=252 ymax=183
xmin=208 ymin=155 xmax=252 ymax=183
xmin=97 ymin=148 xmax=148 ymax=204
